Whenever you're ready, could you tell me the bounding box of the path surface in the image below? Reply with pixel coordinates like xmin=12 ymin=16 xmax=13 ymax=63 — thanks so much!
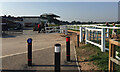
xmin=1 ymin=28 xmax=80 ymax=72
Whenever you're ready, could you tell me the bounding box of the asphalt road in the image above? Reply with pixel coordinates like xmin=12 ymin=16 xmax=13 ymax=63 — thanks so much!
xmin=1 ymin=29 xmax=80 ymax=72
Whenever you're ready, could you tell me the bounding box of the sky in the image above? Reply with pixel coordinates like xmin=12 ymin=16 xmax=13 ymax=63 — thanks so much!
xmin=0 ymin=2 xmax=119 ymax=22
xmin=0 ymin=0 xmax=120 ymax=2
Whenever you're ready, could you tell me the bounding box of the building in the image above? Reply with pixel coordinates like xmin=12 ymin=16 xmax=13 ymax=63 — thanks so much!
xmin=40 ymin=13 xmax=60 ymax=25
xmin=22 ymin=16 xmax=48 ymax=27
xmin=22 ymin=13 xmax=60 ymax=27
xmin=1 ymin=15 xmax=23 ymax=31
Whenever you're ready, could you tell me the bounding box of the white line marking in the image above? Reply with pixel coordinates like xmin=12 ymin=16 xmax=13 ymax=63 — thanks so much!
xmin=72 ymin=41 xmax=81 ymax=72
xmin=0 ymin=46 xmax=53 ymax=59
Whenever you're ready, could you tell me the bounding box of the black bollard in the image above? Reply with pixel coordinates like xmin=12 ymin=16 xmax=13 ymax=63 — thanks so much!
xmin=66 ymin=36 xmax=70 ymax=61
xmin=27 ymin=38 xmax=32 ymax=66
xmin=77 ymin=34 xmax=79 ymax=47
xmin=54 ymin=44 xmax=61 ymax=72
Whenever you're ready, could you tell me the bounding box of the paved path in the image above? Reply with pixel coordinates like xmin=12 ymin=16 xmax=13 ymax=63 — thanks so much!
xmin=1 ymin=29 xmax=80 ymax=72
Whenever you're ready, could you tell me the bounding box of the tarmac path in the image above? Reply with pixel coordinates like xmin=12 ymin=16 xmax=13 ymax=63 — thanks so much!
xmin=1 ymin=29 xmax=80 ymax=72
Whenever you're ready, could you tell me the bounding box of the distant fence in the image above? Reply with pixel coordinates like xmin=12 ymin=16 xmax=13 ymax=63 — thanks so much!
xmin=45 ymin=25 xmax=68 ymax=35
xmin=45 ymin=26 xmax=60 ymax=33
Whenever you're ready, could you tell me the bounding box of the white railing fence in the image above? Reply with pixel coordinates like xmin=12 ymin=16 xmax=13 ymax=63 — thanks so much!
xmin=67 ymin=24 xmax=120 ymax=52
xmin=45 ymin=26 xmax=60 ymax=33
xmin=85 ymin=27 xmax=105 ymax=52
xmin=67 ymin=24 xmax=120 ymax=60
xmin=45 ymin=25 xmax=68 ymax=35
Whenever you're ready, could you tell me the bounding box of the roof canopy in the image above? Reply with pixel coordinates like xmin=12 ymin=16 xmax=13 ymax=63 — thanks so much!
xmin=40 ymin=13 xmax=60 ymax=18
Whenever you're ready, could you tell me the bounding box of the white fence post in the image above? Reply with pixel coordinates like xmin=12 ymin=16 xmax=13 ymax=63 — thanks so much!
xmin=65 ymin=25 xmax=68 ymax=35
xmin=80 ymin=27 xmax=83 ymax=42
xmin=85 ymin=28 xmax=88 ymax=44
xmin=101 ymin=28 xmax=105 ymax=52
xmin=60 ymin=25 xmax=62 ymax=33
xmin=107 ymin=28 xmax=109 ymax=38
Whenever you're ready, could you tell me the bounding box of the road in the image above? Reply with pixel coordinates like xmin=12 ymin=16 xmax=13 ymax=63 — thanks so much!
xmin=1 ymin=28 xmax=80 ymax=72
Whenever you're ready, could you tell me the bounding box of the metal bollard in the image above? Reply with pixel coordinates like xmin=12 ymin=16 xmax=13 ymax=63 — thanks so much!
xmin=54 ymin=44 xmax=61 ymax=72
xmin=66 ymin=36 xmax=70 ymax=61
xmin=77 ymin=34 xmax=79 ymax=47
xmin=27 ymin=38 xmax=32 ymax=66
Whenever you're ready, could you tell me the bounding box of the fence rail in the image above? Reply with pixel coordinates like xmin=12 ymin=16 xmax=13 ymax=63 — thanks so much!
xmin=45 ymin=25 xmax=68 ymax=35
xmin=85 ymin=27 xmax=105 ymax=52
xmin=45 ymin=26 xmax=60 ymax=33
xmin=109 ymin=39 xmax=120 ymax=72
xmin=67 ymin=24 xmax=120 ymax=71
xmin=67 ymin=25 xmax=120 ymax=51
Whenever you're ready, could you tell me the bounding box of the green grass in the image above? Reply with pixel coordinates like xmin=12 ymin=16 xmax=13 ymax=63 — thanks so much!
xmin=68 ymin=29 xmax=79 ymax=31
xmin=48 ymin=24 xmax=60 ymax=27
xmin=101 ymin=25 xmax=120 ymax=27
xmin=77 ymin=44 xmax=120 ymax=72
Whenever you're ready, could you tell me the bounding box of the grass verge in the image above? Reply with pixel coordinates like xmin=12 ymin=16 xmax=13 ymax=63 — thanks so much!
xmin=76 ymin=43 xmax=120 ymax=72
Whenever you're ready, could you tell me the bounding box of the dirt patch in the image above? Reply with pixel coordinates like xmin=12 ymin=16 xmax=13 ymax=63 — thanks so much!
xmin=76 ymin=44 xmax=99 ymax=70
xmin=69 ymin=32 xmax=100 ymax=70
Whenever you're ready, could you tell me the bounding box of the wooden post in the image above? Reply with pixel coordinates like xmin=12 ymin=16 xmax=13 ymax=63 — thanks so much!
xmin=111 ymin=44 xmax=115 ymax=71
xmin=109 ymin=39 xmax=120 ymax=72
xmin=109 ymin=40 xmax=115 ymax=72
xmin=109 ymin=41 xmax=112 ymax=72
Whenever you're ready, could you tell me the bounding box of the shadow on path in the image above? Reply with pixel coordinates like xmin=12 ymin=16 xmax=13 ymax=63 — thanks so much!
xmin=2 ymin=33 xmax=16 ymax=38
xmin=31 ymin=64 xmax=80 ymax=67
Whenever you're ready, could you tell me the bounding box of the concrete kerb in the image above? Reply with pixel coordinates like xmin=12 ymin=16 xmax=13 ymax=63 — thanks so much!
xmin=72 ymin=41 xmax=81 ymax=72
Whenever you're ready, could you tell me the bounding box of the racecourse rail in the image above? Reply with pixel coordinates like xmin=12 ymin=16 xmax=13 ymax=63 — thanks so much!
xmin=45 ymin=24 xmax=120 ymax=53
xmin=45 ymin=25 xmax=68 ymax=35
xmin=67 ymin=24 xmax=120 ymax=60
